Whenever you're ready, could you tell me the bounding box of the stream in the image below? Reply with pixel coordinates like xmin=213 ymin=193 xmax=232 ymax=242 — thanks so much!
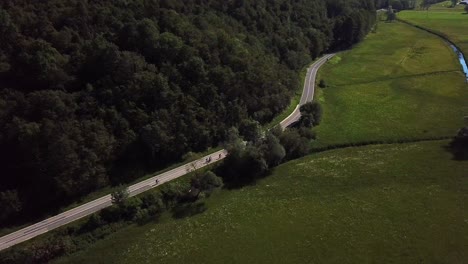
xmin=450 ymin=44 xmax=468 ymax=81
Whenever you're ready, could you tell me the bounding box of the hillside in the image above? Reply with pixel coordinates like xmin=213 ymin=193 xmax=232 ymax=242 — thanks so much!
xmin=0 ymin=0 xmax=376 ymax=227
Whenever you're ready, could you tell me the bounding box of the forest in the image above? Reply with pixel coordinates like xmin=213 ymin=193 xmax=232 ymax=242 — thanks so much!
xmin=0 ymin=0 xmax=376 ymax=226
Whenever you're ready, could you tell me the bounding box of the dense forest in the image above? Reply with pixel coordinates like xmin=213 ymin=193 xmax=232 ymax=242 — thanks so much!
xmin=0 ymin=0 xmax=376 ymax=226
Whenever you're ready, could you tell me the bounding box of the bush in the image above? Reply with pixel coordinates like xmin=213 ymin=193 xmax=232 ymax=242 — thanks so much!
xmin=119 ymin=197 xmax=143 ymax=220
xmin=99 ymin=205 xmax=122 ymax=223
xmin=318 ymin=79 xmax=327 ymax=88
xmin=279 ymin=128 xmax=312 ymax=160
xmin=191 ymin=171 xmax=223 ymax=197
xmin=299 ymin=102 xmax=323 ymax=128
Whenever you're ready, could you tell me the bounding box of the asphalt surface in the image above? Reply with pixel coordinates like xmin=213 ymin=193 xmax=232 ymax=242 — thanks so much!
xmin=280 ymin=53 xmax=335 ymax=129
xmin=0 ymin=54 xmax=333 ymax=252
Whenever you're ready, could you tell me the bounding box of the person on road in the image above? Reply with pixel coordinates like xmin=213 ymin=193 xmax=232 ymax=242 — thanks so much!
xmin=155 ymin=179 xmax=159 ymax=185
xmin=219 ymin=153 xmax=222 ymax=159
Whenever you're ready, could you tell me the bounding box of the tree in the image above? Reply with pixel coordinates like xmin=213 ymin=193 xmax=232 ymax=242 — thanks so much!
xmin=260 ymin=133 xmax=286 ymax=166
xmin=299 ymin=102 xmax=323 ymax=128
xmin=318 ymin=79 xmax=327 ymax=88
xmin=387 ymin=6 xmax=397 ymax=22
xmin=451 ymin=0 xmax=458 ymax=7
xmin=190 ymin=171 xmax=223 ymax=198
xmin=421 ymin=0 xmax=431 ymax=10
xmin=120 ymin=197 xmax=143 ymax=220
xmin=279 ymin=128 xmax=312 ymax=160
xmin=465 ymin=4 xmax=468 ymax=13
xmin=13 ymin=40 xmax=70 ymax=89
xmin=0 ymin=190 xmax=22 ymax=222
xmin=239 ymin=119 xmax=263 ymax=143
xmin=111 ymin=186 xmax=129 ymax=206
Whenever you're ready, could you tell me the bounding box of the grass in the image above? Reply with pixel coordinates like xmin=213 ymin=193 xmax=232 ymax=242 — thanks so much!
xmin=55 ymin=140 xmax=468 ymax=264
xmin=313 ymin=21 xmax=468 ymax=149
xmin=398 ymin=3 xmax=468 ymax=56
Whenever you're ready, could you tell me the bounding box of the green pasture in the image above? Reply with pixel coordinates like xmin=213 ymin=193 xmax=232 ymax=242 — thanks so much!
xmin=56 ymin=140 xmax=468 ymax=264
xmin=399 ymin=3 xmax=468 ymax=55
xmin=314 ymin=21 xmax=467 ymax=148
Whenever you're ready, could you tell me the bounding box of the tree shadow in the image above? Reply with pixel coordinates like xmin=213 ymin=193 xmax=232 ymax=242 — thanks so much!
xmin=171 ymin=202 xmax=207 ymax=219
xmin=221 ymin=169 xmax=272 ymax=190
xmin=444 ymin=139 xmax=468 ymax=161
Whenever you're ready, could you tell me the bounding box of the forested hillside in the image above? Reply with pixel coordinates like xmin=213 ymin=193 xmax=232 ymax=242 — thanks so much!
xmin=0 ymin=0 xmax=375 ymax=226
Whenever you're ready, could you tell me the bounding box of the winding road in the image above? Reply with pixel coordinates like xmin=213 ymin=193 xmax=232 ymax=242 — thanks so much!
xmin=0 ymin=53 xmax=334 ymax=252
xmin=280 ymin=54 xmax=335 ymax=129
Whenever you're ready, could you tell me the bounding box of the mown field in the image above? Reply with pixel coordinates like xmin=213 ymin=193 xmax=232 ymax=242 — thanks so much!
xmin=55 ymin=140 xmax=468 ymax=264
xmin=398 ymin=2 xmax=468 ymax=55
xmin=313 ymin=21 xmax=467 ymax=148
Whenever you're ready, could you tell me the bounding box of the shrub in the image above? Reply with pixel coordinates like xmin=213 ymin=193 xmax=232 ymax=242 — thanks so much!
xmin=318 ymin=79 xmax=327 ymax=88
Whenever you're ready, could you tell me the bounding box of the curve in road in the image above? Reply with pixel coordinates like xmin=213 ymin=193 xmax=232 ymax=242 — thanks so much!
xmin=0 ymin=54 xmax=334 ymax=251
xmin=280 ymin=53 xmax=335 ymax=129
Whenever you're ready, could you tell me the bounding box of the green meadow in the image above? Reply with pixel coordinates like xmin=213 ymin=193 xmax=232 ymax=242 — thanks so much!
xmin=399 ymin=2 xmax=468 ymax=55
xmin=313 ymin=21 xmax=467 ymax=148
xmin=56 ymin=140 xmax=468 ymax=264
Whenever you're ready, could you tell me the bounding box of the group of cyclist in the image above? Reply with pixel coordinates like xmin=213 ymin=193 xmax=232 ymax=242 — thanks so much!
xmin=155 ymin=153 xmax=223 ymax=185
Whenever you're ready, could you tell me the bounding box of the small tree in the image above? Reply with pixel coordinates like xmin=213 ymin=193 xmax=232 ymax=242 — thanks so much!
xmin=0 ymin=190 xmax=22 ymax=222
xmin=451 ymin=0 xmax=457 ymax=7
xmin=279 ymin=128 xmax=312 ymax=160
xmin=239 ymin=119 xmax=263 ymax=143
xmin=465 ymin=4 xmax=468 ymax=13
xmin=191 ymin=171 xmax=223 ymax=198
xmin=299 ymin=101 xmax=323 ymax=128
xmin=111 ymin=185 xmax=129 ymax=206
xmin=260 ymin=133 xmax=286 ymax=166
xmin=318 ymin=79 xmax=327 ymax=88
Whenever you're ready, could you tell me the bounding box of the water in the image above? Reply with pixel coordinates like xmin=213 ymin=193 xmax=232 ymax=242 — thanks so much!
xmin=450 ymin=44 xmax=468 ymax=81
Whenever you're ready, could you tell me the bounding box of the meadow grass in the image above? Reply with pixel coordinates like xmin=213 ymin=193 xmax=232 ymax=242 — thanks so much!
xmin=313 ymin=21 xmax=468 ymax=148
xmin=55 ymin=140 xmax=468 ymax=264
xmin=398 ymin=3 xmax=468 ymax=55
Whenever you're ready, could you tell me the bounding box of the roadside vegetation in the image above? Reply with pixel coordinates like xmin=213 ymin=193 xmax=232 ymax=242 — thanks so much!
xmin=54 ymin=140 xmax=468 ymax=264
xmin=0 ymin=102 xmax=324 ymax=263
xmin=313 ymin=20 xmax=468 ymax=149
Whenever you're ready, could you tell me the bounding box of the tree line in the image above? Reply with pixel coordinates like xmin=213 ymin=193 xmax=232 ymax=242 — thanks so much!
xmin=0 ymin=0 xmax=376 ymax=227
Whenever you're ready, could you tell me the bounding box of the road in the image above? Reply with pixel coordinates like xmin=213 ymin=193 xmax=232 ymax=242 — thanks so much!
xmin=0 ymin=54 xmax=333 ymax=252
xmin=280 ymin=53 xmax=335 ymax=129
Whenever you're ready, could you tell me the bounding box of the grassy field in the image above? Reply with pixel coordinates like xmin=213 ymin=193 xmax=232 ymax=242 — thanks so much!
xmin=56 ymin=140 xmax=468 ymax=264
xmin=398 ymin=2 xmax=468 ymax=55
xmin=313 ymin=21 xmax=468 ymax=148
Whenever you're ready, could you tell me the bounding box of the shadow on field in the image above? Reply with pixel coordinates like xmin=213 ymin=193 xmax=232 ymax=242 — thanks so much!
xmin=221 ymin=170 xmax=273 ymax=190
xmin=444 ymin=128 xmax=468 ymax=160
xmin=171 ymin=202 xmax=207 ymax=219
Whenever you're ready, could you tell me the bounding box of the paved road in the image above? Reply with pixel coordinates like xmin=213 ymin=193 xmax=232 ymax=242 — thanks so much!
xmin=280 ymin=54 xmax=335 ymax=129
xmin=0 ymin=54 xmax=333 ymax=252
